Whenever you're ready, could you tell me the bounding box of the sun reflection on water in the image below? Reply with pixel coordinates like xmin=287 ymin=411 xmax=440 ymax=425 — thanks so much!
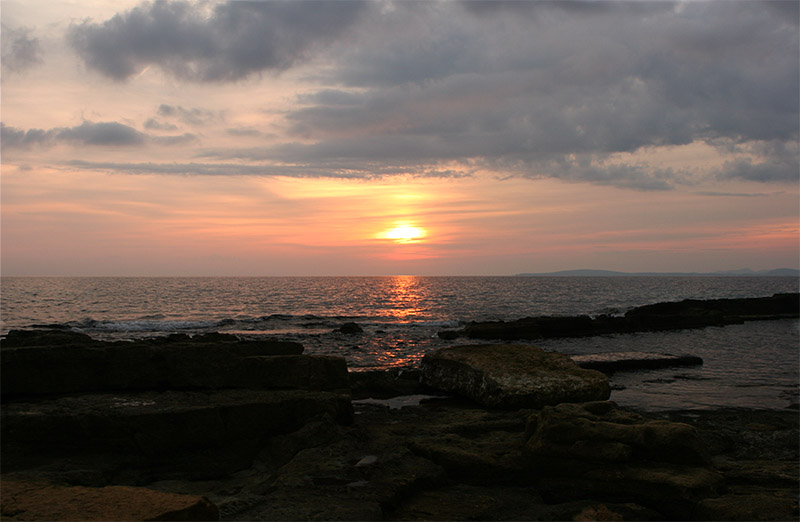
xmin=383 ymin=275 xmax=428 ymax=322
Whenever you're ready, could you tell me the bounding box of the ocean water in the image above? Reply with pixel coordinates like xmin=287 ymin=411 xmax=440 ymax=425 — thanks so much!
xmin=1 ymin=276 xmax=797 ymax=411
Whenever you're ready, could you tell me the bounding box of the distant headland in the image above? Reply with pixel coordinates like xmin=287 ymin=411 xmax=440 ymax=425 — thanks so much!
xmin=516 ymin=268 xmax=800 ymax=277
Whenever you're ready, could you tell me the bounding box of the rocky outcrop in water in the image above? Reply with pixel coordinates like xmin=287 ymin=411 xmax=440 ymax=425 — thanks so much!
xmin=439 ymin=293 xmax=800 ymax=340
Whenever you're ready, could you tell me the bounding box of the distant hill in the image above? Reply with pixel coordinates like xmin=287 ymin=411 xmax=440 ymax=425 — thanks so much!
xmin=516 ymin=268 xmax=800 ymax=277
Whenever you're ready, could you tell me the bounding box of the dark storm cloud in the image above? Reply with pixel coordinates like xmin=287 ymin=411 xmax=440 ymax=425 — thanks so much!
xmin=1 ymin=121 xmax=195 ymax=149
xmin=67 ymin=0 xmax=368 ymax=82
xmin=1 ymin=25 xmax=44 ymax=73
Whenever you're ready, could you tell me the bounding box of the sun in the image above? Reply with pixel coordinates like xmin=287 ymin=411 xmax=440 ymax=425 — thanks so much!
xmin=379 ymin=223 xmax=428 ymax=243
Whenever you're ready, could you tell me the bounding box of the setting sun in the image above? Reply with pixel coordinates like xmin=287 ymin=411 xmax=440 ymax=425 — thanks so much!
xmin=379 ymin=223 xmax=428 ymax=243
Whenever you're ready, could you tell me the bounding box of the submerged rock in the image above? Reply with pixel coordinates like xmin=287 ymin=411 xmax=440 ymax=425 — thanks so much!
xmin=336 ymin=322 xmax=364 ymax=334
xmin=420 ymin=344 xmax=610 ymax=409
xmin=571 ymin=352 xmax=703 ymax=373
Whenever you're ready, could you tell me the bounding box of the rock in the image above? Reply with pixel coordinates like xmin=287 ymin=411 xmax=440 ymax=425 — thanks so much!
xmin=420 ymin=344 xmax=610 ymax=409
xmin=460 ymin=315 xmax=604 ymax=340
xmin=349 ymin=368 xmax=430 ymax=399
xmin=2 ymin=389 xmax=353 ymax=480
xmin=241 ymin=438 xmax=446 ymax=520
xmin=524 ymin=401 xmax=722 ymax=518
xmin=0 ymin=478 xmax=219 ymax=521
xmin=625 ymin=293 xmax=800 ymax=329
xmin=336 ymin=322 xmax=364 ymax=334
xmin=0 ymin=329 xmax=101 ymax=347
xmin=0 ymin=336 xmax=349 ymax=398
xmin=698 ymin=491 xmax=799 ymax=521
xmin=436 ymin=329 xmax=461 ymax=340
xmin=230 ymin=355 xmax=350 ymax=392
xmin=571 ymin=352 xmax=703 ymax=373
xmin=439 ymin=293 xmax=800 ymax=340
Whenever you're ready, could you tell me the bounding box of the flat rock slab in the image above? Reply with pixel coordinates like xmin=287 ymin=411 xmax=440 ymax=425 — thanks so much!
xmin=2 ymin=389 xmax=353 ymax=478
xmin=420 ymin=344 xmax=610 ymax=409
xmin=1 ymin=342 xmax=347 ymax=397
xmin=571 ymin=352 xmax=703 ymax=373
xmin=0 ymin=479 xmax=219 ymax=521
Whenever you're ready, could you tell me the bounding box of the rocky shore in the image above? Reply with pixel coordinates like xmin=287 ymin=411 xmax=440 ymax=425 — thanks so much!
xmin=2 ymin=294 xmax=798 ymax=521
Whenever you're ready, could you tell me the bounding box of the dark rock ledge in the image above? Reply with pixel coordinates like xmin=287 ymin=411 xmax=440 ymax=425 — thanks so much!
xmin=438 ymin=292 xmax=800 ymax=341
xmin=2 ymin=331 xmax=798 ymax=521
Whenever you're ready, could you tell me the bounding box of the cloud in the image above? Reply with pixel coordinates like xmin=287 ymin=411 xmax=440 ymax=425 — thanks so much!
xmin=151 ymin=133 xmax=198 ymax=146
xmin=67 ymin=0 xmax=368 ymax=82
xmin=57 ymin=121 xmax=146 ymax=146
xmin=144 ymin=118 xmax=178 ymax=131
xmin=1 ymin=124 xmax=53 ymax=148
xmin=1 ymin=121 xmax=195 ymax=149
xmin=710 ymin=139 xmax=800 ymax=183
xmin=51 ymin=0 xmax=799 ymax=190
xmin=225 ymin=128 xmax=266 ymax=138
xmin=64 ymin=158 xmax=467 ymax=180
xmin=717 ymin=158 xmax=799 ymax=184
xmin=276 ymin=0 xmax=798 ymax=188
xmin=156 ymin=104 xmax=222 ymax=126
xmin=1 ymin=25 xmax=44 ymax=73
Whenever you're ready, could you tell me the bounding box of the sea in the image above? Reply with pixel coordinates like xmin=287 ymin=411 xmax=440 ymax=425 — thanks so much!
xmin=1 ymin=276 xmax=798 ymax=412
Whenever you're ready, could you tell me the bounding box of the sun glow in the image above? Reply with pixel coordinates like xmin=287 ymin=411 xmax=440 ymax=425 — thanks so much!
xmin=379 ymin=223 xmax=428 ymax=243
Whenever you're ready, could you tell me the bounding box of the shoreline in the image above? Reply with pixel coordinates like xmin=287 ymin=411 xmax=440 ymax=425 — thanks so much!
xmin=2 ymin=295 xmax=798 ymax=520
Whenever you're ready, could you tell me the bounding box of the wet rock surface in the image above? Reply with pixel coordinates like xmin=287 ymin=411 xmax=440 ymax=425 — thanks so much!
xmin=439 ymin=293 xmax=799 ymax=340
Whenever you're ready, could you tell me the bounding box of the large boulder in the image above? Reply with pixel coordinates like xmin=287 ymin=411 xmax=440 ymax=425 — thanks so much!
xmin=420 ymin=344 xmax=610 ymax=409
xmin=524 ymin=401 xmax=722 ymax=518
xmin=1 ymin=478 xmax=219 ymax=521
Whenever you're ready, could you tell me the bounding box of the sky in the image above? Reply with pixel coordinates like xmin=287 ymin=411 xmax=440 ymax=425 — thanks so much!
xmin=1 ymin=0 xmax=798 ymax=276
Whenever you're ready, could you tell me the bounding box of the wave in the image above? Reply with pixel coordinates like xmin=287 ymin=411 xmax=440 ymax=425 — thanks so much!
xmin=27 ymin=314 xmax=464 ymax=339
